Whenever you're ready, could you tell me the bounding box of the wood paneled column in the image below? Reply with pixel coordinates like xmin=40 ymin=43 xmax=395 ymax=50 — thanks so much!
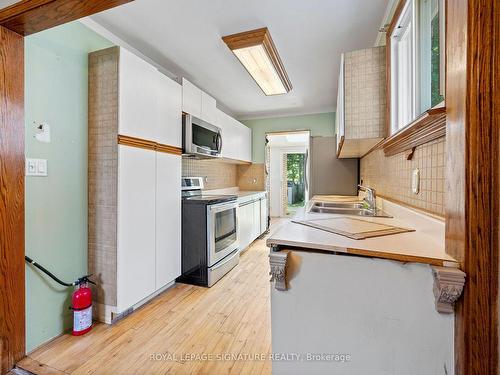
xmin=0 ymin=24 xmax=25 ymax=373
xmin=445 ymin=0 xmax=500 ymax=373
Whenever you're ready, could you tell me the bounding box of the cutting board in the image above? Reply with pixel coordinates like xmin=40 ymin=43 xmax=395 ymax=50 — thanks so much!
xmin=292 ymin=217 xmax=415 ymax=240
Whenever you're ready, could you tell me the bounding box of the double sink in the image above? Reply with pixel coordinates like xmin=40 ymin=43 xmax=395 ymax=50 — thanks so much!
xmin=308 ymin=201 xmax=392 ymax=218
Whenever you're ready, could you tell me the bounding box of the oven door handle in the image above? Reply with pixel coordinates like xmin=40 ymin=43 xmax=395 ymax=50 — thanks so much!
xmin=211 ymin=250 xmax=239 ymax=270
xmin=208 ymin=201 xmax=238 ymax=213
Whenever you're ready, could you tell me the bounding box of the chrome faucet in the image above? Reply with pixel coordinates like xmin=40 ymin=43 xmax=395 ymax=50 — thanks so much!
xmin=358 ymin=185 xmax=377 ymax=211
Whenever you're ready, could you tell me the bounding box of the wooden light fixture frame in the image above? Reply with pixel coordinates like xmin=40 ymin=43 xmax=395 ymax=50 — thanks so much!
xmin=222 ymin=27 xmax=292 ymax=95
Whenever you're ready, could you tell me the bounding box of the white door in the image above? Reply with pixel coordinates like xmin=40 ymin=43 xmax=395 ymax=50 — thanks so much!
xmin=119 ymin=48 xmax=158 ymax=141
xmin=182 ymin=78 xmax=202 ymax=118
xmin=155 ymin=152 xmax=181 ymax=289
xmin=201 ymin=91 xmax=217 ymax=124
xmin=237 ymin=202 xmax=253 ymax=251
xmin=157 ymin=74 xmax=182 ymax=147
xmin=252 ymin=200 xmax=261 ymax=240
xmin=117 ymin=145 xmax=156 ymax=312
xmin=260 ymin=198 xmax=268 ymax=234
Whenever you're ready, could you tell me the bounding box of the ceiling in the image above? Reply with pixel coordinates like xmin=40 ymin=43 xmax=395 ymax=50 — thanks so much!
xmin=88 ymin=0 xmax=388 ymax=119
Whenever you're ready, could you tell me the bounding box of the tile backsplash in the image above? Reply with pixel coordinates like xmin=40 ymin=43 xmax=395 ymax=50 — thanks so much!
xmin=237 ymin=163 xmax=265 ymax=191
xmin=360 ymin=137 xmax=445 ymax=216
xmin=182 ymin=159 xmax=267 ymax=192
xmin=182 ymin=158 xmax=237 ymax=190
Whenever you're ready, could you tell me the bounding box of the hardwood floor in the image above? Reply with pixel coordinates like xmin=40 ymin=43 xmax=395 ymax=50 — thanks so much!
xmin=17 ymin=226 xmax=280 ymax=375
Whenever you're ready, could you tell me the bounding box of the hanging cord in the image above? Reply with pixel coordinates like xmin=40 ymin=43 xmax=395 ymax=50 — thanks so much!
xmin=25 ymin=256 xmax=95 ymax=287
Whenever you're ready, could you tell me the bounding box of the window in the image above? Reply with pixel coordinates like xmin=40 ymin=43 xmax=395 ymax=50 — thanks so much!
xmin=390 ymin=0 xmax=445 ymax=134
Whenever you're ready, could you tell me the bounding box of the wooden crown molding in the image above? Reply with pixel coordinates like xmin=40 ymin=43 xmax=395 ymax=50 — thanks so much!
xmin=118 ymin=135 xmax=182 ymax=155
xmin=0 ymin=0 xmax=134 ymax=36
xmin=222 ymin=27 xmax=292 ymax=94
xmin=381 ymin=107 xmax=446 ymax=156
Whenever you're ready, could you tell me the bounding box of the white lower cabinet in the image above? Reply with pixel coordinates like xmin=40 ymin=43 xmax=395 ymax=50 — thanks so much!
xmin=117 ymin=146 xmax=157 ymax=312
xmin=260 ymin=198 xmax=268 ymax=234
xmin=155 ymin=152 xmax=181 ymax=289
xmin=238 ymin=201 xmax=254 ymax=251
xmin=237 ymin=194 xmax=267 ymax=252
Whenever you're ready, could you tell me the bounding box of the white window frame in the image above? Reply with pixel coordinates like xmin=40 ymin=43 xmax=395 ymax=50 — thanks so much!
xmin=391 ymin=0 xmax=416 ymax=134
xmin=390 ymin=0 xmax=445 ymax=135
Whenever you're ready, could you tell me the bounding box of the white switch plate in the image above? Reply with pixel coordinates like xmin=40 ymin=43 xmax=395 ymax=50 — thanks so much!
xmin=26 ymin=158 xmax=48 ymax=176
xmin=412 ymin=168 xmax=420 ymax=194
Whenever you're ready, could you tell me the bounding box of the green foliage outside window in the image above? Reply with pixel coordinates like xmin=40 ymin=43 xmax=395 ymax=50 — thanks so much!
xmin=431 ymin=12 xmax=444 ymax=106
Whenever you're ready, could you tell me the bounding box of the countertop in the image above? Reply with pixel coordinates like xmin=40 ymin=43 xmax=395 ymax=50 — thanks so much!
xmin=267 ymin=195 xmax=458 ymax=268
xmin=235 ymin=190 xmax=266 ymax=198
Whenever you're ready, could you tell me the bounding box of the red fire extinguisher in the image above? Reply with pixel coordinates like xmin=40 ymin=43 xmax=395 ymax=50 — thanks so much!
xmin=71 ymin=276 xmax=95 ymax=336
xmin=25 ymin=256 xmax=96 ymax=337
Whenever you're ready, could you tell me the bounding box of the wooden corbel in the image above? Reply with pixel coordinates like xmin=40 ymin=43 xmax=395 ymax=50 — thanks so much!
xmin=431 ymin=266 xmax=466 ymax=313
xmin=269 ymin=247 xmax=288 ymax=291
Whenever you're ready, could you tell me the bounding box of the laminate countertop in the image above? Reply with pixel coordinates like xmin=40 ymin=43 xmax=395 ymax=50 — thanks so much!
xmin=267 ymin=195 xmax=458 ymax=268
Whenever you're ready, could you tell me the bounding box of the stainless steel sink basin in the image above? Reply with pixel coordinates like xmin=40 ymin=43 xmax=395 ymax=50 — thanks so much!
xmin=314 ymin=202 xmax=365 ymax=209
xmin=308 ymin=203 xmax=392 ymax=218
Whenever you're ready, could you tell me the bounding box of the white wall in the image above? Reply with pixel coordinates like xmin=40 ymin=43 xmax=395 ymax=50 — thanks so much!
xmin=271 ymin=251 xmax=454 ymax=375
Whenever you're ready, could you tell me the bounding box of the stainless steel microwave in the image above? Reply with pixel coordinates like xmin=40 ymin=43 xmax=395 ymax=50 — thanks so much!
xmin=182 ymin=113 xmax=222 ymax=158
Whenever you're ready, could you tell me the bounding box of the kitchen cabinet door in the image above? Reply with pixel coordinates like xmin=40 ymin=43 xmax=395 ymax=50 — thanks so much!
xmin=238 ymin=124 xmax=252 ymax=162
xmin=119 ymin=48 xmax=158 ymax=142
xmin=260 ymin=198 xmax=268 ymax=234
xmin=182 ymin=78 xmax=202 ymax=118
xmin=117 ymin=145 xmax=156 ymax=312
xmin=201 ymin=91 xmax=217 ymax=124
xmin=155 ymin=152 xmax=181 ymax=289
xmin=157 ymin=74 xmax=182 ymax=147
xmin=238 ymin=202 xmax=253 ymax=251
xmin=252 ymin=200 xmax=261 ymax=240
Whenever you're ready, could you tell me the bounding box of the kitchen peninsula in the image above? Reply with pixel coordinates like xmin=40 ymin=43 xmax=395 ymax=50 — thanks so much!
xmin=267 ymin=196 xmax=465 ymax=375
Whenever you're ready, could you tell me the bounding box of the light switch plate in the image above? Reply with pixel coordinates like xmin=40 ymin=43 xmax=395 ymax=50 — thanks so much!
xmin=412 ymin=168 xmax=420 ymax=194
xmin=26 ymin=158 xmax=48 ymax=177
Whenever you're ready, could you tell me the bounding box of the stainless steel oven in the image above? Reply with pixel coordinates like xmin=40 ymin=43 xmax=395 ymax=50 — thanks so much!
xmin=207 ymin=200 xmax=238 ymax=266
xmin=183 ymin=113 xmax=222 ymax=158
xmin=179 ymin=177 xmax=239 ymax=287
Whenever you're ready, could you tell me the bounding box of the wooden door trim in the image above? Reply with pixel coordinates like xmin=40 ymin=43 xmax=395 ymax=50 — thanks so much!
xmin=445 ymin=0 xmax=500 ymax=374
xmin=0 ymin=25 xmax=25 ymax=374
xmin=0 ymin=0 xmax=134 ymax=36
xmin=0 ymin=0 xmax=134 ymax=372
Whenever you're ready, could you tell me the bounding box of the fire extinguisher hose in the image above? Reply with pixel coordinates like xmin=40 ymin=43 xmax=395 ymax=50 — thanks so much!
xmin=25 ymin=255 xmax=77 ymax=287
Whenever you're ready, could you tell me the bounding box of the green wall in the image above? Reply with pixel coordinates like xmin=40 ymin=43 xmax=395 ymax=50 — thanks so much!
xmin=25 ymin=22 xmax=113 ymax=352
xmin=242 ymin=112 xmax=335 ymax=163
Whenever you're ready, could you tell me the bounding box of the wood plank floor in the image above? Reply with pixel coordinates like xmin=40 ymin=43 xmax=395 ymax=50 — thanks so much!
xmin=17 ymin=224 xmax=281 ymax=375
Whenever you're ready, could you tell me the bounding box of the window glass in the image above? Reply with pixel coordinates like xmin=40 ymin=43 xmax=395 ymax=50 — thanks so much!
xmin=390 ymin=0 xmax=445 ymax=135
xmin=418 ymin=0 xmax=444 ymax=114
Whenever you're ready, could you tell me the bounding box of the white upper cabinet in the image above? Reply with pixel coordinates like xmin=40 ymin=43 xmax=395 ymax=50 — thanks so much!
xmin=182 ymin=78 xmax=218 ymax=124
xmin=238 ymin=123 xmax=252 ymax=163
xmin=201 ymin=91 xmax=217 ymax=124
xmin=119 ymin=48 xmax=182 ymax=147
xmin=182 ymin=78 xmax=202 ymax=118
xmin=216 ymin=109 xmax=252 ymax=163
xmin=119 ymin=48 xmax=158 ymax=142
xmin=157 ymin=74 xmax=182 ymax=147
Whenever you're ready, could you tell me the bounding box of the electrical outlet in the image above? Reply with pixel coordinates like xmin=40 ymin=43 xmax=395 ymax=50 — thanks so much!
xmin=412 ymin=168 xmax=420 ymax=194
xmin=26 ymin=158 xmax=48 ymax=177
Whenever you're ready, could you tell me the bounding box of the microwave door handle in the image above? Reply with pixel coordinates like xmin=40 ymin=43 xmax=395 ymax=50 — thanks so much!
xmin=217 ymin=132 xmax=222 ymax=153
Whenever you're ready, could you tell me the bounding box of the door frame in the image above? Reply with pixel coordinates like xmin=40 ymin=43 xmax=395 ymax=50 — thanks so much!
xmin=0 ymin=1 xmax=133 ymax=372
xmin=0 ymin=0 xmax=498 ymax=374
